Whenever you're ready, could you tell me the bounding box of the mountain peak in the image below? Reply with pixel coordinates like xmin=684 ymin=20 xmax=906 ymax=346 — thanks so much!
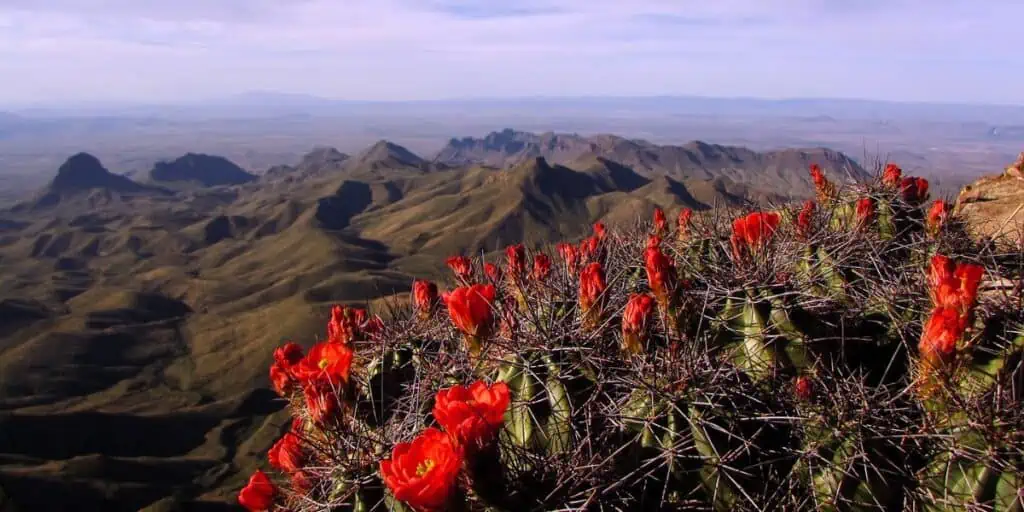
xmin=49 ymin=153 xmax=146 ymax=194
xmin=149 ymin=153 xmax=256 ymax=187
xmin=347 ymin=140 xmax=428 ymax=172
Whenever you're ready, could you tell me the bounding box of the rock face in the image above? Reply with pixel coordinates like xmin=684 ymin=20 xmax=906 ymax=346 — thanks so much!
xmin=149 ymin=153 xmax=256 ymax=187
xmin=955 ymin=152 xmax=1024 ymax=244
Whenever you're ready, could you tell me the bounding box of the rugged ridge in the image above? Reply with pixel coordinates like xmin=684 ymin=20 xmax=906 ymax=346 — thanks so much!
xmin=148 ymin=153 xmax=257 ymax=187
xmin=435 ymin=129 xmax=868 ymax=197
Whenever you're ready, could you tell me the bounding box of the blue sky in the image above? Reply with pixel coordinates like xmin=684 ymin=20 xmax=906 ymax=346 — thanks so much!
xmin=0 ymin=0 xmax=1021 ymax=106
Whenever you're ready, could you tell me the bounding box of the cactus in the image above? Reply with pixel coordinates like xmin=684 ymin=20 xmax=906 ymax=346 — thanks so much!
xmin=238 ymin=163 xmax=1024 ymax=512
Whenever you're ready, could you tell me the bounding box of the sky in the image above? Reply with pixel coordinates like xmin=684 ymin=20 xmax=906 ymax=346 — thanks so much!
xmin=1 ymin=0 xmax=1022 ymax=106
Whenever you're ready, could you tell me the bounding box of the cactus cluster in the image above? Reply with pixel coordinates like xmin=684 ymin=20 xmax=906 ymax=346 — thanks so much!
xmin=240 ymin=163 xmax=1024 ymax=511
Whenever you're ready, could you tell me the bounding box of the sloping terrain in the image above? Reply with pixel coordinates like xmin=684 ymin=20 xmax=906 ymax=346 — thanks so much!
xmin=0 ymin=132 xmax=870 ymax=510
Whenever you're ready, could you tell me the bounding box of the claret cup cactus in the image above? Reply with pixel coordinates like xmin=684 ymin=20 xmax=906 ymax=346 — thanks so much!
xmin=240 ymin=164 xmax=1023 ymax=511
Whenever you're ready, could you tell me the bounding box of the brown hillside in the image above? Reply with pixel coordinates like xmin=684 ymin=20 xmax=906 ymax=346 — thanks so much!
xmin=0 ymin=133 xmax=875 ymax=510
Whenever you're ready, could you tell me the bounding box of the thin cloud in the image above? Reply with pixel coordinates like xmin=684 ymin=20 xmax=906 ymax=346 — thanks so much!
xmin=1 ymin=0 xmax=1021 ymax=105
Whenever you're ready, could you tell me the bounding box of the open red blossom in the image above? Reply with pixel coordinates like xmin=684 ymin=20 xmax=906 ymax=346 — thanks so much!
xmin=531 ymin=253 xmax=552 ymax=282
xmin=433 ymin=381 xmax=510 ymax=449
xmin=238 ymin=470 xmax=276 ymax=512
xmin=483 ymin=263 xmax=502 ymax=284
xmin=919 ymin=306 xmax=965 ymax=366
xmin=579 ymin=262 xmax=607 ymax=316
xmin=882 ymin=163 xmax=903 ymax=187
xmin=443 ymin=284 xmax=496 ymax=339
xmin=900 ymin=177 xmax=929 ymax=204
xmin=730 ymin=212 xmax=781 ymax=260
xmin=293 ymin=341 xmax=354 ymax=386
xmin=796 ymin=200 xmax=816 ymax=240
xmin=557 ymin=242 xmax=580 ymax=275
xmin=593 ymin=222 xmax=607 ymax=241
xmin=380 ymin=427 xmax=464 ymax=512
xmin=644 ymin=239 xmax=676 ymax=300
xmin=653 ymin=207 xmax=667 ymax=235
xmin=446 ymin=256 xmax=473 ymax=281
xmin=268 ymin=430 xmax=304 ymax=473
xmin=413 ymin=280 xmax=439 ymax=319
xmin=505 ymin=244 xmax=527 ymax=280
xmin=855 ymin=197 xmax=876 ymax=228
xmin=303 ymin=379 xmax=340 ymax=424
xmin=927 ymin=200 xmax=949 ymax=236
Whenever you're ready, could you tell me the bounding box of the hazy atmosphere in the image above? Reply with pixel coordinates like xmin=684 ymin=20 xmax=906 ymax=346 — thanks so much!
xmin=1 ymin=2 xmax=1023 ymax=511
xmin=2 ymin=0 xmax=1023 ymax=105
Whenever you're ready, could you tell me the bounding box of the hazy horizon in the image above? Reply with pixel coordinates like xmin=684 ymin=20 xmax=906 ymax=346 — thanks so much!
xmin=3 ymin=0 xmax=1023 ymax=107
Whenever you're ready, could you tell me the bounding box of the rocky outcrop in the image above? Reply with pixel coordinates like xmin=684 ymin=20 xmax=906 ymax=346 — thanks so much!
xmin=955 ymin=152 xmax=1024 ymax=244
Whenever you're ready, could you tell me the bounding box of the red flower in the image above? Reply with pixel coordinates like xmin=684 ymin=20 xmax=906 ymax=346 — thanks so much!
xmin=531 ymin=253 xmax=552 ymax=282
xmin=380 ymin=427 xmax=464 ymax=512
xmin=413 ymin=280 xmax=439 ymax=320
xmin=794 ymin=375 xmax=814 ymax=401
xmin=443 ymin=284 xmax=496 ymax=339
xmin=505 ymin=244 xmax=527 ymax=280
xmin=621 ymin=294 xmax=655 ymax=354
xmin=579 ymin=262 xmax=607 ymax=329
xmin=269 ymin=342 xmax=304 ymax=396
xmin=919 ymin=306 xmax=965 ymax=367
xmin=900 ymin=177 xmax=929 ymax=204
xmin=274 ymin=342 xmax=303 ymax=367
xmin=855 ymin=197 xmax=876 ymax=228
xmin=927 ymin=200 xmax=949 ymax=236
xmin=446 ymin=256 xmax=473 ymax=281
xmin=579 ymin=236 xmax=600 ymax=264
xmin=557 ymin=242 xmax=580 ymax=275
xmin=677 ymin=208 xmax=693 ymax=241
xmin=433 ymin=381 xmax=510 ymax=449
xmin=303 ymin=379 xmax=340 ymax=424
xmin=730 ymin=212 xmax=782 ymax=261
xmin=327 ymin=305 xmax=368 ymax=344
xmin=928 ymin=255 xmax=984 ymax=313
xmin=653 ymin=207 xmax=667 ymax=235
xmin=796 ymin=200 xmax=815 ymax=240
xmin=238 ymin=470 xmax=276 ymax=512
xmin=268 ymin=430 xmax=304 ymax=473
xmin=270 ymin=363 xmax=295 ymax=396
xmin=809 ymin=164 xmax=836 ymax=203
xmin=483 ymin=263 xmax=502 ymax=284
xmin=644 ymin=238 xmax=676 ymax=301
xmin=593 ymin=222 xmax=607 ymax=241
xmin=882 ymin=163 xmax=903 ymax=187
xmin=293 ymin=341 xmax=354 ymax=386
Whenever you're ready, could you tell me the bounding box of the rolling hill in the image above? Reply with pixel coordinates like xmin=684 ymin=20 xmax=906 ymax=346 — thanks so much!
xmin=0 ymin=131 xmax=871 ymax=510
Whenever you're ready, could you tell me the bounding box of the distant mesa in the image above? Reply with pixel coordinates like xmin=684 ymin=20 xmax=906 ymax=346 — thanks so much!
xmin=48 ymin=153 xmax=151 ymax=195
xmin=149 ymin=153 xmax=256 ymax=187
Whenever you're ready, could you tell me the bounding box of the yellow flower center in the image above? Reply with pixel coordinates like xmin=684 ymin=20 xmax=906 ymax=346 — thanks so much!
xmin=416 ymin=458 xmax=436 ymax=476
xmin=318 ymin=358 xmax=330 ymax=370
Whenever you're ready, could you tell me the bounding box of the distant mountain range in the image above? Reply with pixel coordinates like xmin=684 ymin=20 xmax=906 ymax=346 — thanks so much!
xmin=0 ymin=129 xmax=871 ymax=510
